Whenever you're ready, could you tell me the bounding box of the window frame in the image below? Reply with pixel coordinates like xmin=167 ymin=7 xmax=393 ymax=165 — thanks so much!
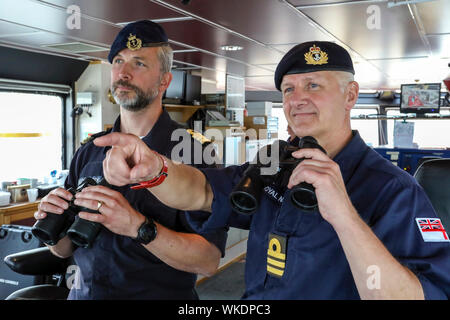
xmin=0 ymin=86 xmax=71 ymax=174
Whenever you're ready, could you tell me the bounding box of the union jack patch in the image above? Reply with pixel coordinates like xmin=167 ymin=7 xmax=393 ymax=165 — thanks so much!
xmin=416 ymin=218 xmax=450 ymax=242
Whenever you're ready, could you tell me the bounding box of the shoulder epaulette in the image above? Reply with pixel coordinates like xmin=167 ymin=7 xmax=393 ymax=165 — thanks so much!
xmin=186 ymin=129 xmax=211 ymax=145
xmin=81 ymin=129 xmax=112 ymax=145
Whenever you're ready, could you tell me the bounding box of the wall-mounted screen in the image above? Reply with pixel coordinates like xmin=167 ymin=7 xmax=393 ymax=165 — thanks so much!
xmin=184 ymin=74 xmax=201 ymax=104
xmin=400 ymin=83 xmax=441 ymax=114
xmin=164 ymin=70 xmax=186 ymax=102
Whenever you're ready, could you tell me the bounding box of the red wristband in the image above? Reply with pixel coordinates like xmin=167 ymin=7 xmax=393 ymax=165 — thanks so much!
xmin=130 ymin=154 xmax=168 ymax=190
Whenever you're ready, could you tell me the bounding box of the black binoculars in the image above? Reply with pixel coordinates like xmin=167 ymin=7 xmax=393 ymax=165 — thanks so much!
xmin=229 ymin=136 xmax=326 ymax=215
xmin=32 ymin=177 xmax=109 ymax=248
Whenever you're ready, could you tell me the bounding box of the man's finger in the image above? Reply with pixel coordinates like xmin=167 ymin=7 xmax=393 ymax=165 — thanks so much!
xmin=102 ymin=147 xmax=134 ymax=186
xmin=34 ymin=210 xmax=47 ymax=220
xmin=48 ymin=187 xmax=74 ymax=202
xmin=292 ymin=148 xmax=330 ymax=161
xmin=38 ymin=202 xmax=65 ymax=215
xmin=78 ymin=211 xmax=106 ymax=223
xmin=78 ymin=185 xmax=118 ymax=198
xmin=93 ymin=132 xmax=138 ymax=148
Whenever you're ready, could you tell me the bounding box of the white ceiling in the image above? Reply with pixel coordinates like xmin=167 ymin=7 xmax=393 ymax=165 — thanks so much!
xmin=0 ymin=0 xmax=449 ymax=92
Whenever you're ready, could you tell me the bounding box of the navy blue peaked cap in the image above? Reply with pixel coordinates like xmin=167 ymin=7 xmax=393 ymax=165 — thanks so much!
xmin=274 ymin=41 xmax=355 ymax=91
xmin=108 ymin=20 xmax=169 ymax=63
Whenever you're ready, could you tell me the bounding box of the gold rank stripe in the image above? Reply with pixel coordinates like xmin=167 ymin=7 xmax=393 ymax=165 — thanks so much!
xmin=0 ymin=133 xmax=50 ymax=138
xmin=266 ymin=254 xmax=285 ymax=277
xmin=267 ymin=249 xmax=285 ymax=260
xmin=267 ymin=265 xmax=284 ymax=277
xmin=186 ymin=129 xmax=211 ymax=144
xmin=267 ymin=257 xmax=285 ymax=269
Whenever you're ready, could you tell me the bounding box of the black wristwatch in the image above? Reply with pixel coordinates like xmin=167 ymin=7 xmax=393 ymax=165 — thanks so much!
xmin=135 ymin=217 xmax=157 ymax=244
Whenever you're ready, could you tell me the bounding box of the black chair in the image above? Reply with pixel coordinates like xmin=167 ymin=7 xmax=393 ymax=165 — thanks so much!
xmin=3 ymin=246 xmax=72 ymax=300
xmin=414 ymin=158 xmax=450 ymax=231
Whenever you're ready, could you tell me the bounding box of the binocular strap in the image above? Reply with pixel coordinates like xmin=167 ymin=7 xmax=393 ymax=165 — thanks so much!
xmin=263 ymin=183 xmax=286 ymax=206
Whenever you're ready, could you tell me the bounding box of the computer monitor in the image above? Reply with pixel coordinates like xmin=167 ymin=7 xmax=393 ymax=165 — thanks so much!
xmin=184 ymin=74 xmax=201 ymax=104
xmin=400 ymin=83 xmax=441 ymax=114
xmin=164 ymin=70 xmax=186 ymax=102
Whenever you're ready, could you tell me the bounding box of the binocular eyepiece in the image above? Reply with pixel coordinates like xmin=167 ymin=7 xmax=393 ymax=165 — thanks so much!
xmin=32 ymin=177 xmax=110 ymax=248
xmin=229 ymin=136 xmax=326 ymax=215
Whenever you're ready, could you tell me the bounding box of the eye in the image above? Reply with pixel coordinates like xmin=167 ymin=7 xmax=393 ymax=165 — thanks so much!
xmin=283 ymin=87 xmax=294 ymax=95
xmin=308 ymin=82 xmax=320 ymax=89
xmin=136 ymin=61 xmax=146 ymax=67
xmin=113 ymin=58 xmax=123 ymax=64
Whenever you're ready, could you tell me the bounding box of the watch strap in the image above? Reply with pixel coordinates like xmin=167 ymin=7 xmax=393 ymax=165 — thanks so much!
xmin=131 ymin=154 xmax=168 ymax=190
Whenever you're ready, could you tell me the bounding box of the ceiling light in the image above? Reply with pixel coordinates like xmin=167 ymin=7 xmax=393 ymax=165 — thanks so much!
xmin=220 ymin=45 xmax=243 ymax=51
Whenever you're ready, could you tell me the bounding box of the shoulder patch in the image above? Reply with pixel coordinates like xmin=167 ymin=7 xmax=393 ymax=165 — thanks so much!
xmin=80 ymin=130 xmax=111 ymax=145
xmin=416 ymin=218 xmax=449 ymax=242
xmin=186 ymin=129 xmax=211 ymax=144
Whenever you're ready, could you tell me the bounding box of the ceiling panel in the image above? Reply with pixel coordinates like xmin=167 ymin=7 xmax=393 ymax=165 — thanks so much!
xmin=427 ymin=34 xmax=450 ymax=58
xmin=416 ymin=0 xmax=450 ymax=35
xmin=158 ymin=0 xmax=336 ymax=46
xmin=0 ymin=20 xmax=40 ymax=37
xmin=161 ymin=19 xmax=284 ymax=65
xmin=300 ymin=3 xmax=429 ymax=59
xmin=288 ymin=0 xmax=363 ymax=6
xmin=39 ymin=0 xmax=184 ymax=23
xmin=0 ymin=31 xmax=108 ymax=51
xmin=369 ymin=57 xmax=450 ymax=87
xmin=173 ymin=51 xmax=246 ymax=77
xmin=0 ymin=0 xmax=119 ymax=46
xmin=0 ymin=0 xmax=449 ymax=91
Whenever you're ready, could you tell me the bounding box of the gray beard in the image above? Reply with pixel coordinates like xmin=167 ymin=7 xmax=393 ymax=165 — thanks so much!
xmin=112 ymin=81 xmax=159 ymax=112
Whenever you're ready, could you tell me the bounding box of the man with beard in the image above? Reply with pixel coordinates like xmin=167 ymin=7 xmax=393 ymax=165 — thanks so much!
xmin=33 ymin=20 xmax=226 ymax=300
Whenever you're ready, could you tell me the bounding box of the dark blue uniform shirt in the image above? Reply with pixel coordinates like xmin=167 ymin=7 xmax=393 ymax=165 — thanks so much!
xmin=187 ymin=131 xmax=450 ymax=299
xmin=65 ymin=109 xmax=227 ymax=300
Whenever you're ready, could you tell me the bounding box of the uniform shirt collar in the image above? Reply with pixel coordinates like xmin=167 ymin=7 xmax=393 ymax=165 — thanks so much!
xmin=333 ymin=130 xmax=369 ymax=184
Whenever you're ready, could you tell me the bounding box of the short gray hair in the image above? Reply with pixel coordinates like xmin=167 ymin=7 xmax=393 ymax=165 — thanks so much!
xmin=335 ymin=71 xmax=355 ymax=93
xmin=156 ymin=45 xmax=173 ymax=75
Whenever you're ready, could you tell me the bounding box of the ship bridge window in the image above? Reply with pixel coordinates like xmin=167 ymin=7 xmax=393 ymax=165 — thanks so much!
xmin=351 ymin=107 xmax=380 ymax=147
xmin=0 ymin=91 xmax=64 ymax=182
xmin=386 ymin=109 xmax=450 ymax=148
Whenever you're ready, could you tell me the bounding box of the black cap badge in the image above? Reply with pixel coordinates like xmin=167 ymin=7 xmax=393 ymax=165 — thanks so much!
xmin=127 ymin=34 xmax=142 ymax=51
xmin=304 ymin=45 xmax=328 ymax=66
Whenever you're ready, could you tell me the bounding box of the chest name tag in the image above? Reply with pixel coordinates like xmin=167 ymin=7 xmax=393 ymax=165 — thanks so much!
xmin=267 ymin=233 xmax=287 ymax=278
xmin=264 ymin=185 xmax=284 ymax=205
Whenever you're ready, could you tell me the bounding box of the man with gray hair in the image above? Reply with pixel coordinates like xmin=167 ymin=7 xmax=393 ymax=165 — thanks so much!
xmin=34 ymin=20 xmax=226 ymax=300
xmin=90 ymin=41 xmax=449 ymax=299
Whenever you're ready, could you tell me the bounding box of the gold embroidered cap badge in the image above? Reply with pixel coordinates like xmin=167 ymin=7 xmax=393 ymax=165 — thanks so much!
xmin=304 ymin=44 xmax=328 ymax=65
xmin=126 ymin=33 xmax=142 ymax=51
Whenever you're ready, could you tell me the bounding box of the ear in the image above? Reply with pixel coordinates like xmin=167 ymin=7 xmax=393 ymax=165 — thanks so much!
xmin=159 ymin=72 xmax=173 ymax=93
xmin=345 ymin=81 xmax=359 ymax=111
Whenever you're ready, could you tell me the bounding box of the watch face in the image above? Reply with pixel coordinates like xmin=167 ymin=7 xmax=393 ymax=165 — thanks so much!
xmin=138 ymin=220 xmax=156 ymax=244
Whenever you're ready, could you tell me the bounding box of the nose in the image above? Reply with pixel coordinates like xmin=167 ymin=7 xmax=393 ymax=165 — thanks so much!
xmin=117 ymin=62 xmax=132 ymax=81
xmin=287 ymin=88 xmax=308 ymax=108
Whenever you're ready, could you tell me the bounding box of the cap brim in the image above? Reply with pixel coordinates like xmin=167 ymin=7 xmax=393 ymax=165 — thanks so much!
xmin=286 ymin=66 xmax=355 ymax=75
